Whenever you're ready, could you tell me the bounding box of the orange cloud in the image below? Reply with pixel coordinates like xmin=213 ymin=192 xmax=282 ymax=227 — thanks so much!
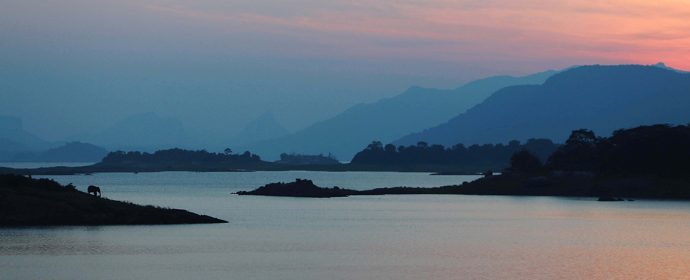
xmin=143 ymin=0 xmax=690 ymax=70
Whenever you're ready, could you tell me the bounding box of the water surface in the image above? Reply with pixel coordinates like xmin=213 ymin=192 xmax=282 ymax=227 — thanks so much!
xmin=2 ymin=171 xmax=689 ymax=279
xmin=0 ymin=162 xmax=94 ymax=168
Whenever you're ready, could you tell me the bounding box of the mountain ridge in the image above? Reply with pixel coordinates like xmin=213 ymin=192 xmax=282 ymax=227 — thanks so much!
xmin=243 ymin=70 xmax=557 ymax=160
xmin=395 ymin=64 xmax=690 ymax=147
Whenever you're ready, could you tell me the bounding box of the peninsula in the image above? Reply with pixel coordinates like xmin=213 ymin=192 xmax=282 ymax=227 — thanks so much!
xmin=0 ymin=174 xmax=227 ymax=226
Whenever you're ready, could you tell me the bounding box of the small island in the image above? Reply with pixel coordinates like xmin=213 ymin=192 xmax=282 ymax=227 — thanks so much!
xmin=237 ymin=179 xmax=352 ymax=197
xmin=0 ymin=174 xmax=226 ymax=226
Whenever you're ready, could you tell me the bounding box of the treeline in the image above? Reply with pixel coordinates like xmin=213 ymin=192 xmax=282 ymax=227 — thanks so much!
xmin=520 ymin=124 xmax=690 ymax=178
xmin=276 ymin=153 xmax=340 ymax=165
xmin=471 ymin=124 xmax=690 ymax=199
xmin=350 ymin=139 xmax=558 ymax=170
xmin=238 ymin=124 xmax=690 ymax=200
xmin=100 ymin=148 xmax=263 ymax=165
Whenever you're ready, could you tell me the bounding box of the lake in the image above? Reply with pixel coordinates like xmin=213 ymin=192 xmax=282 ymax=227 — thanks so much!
xmin=2 ymin=171 xmax=690 ymax=279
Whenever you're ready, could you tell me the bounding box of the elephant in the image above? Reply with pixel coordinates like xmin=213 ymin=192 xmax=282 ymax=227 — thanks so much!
xmin=87 ymin=185 xmax=101 ymax=197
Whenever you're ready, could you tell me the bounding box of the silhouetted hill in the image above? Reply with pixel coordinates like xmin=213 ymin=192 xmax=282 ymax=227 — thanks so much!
xmin=237 ymin=179 xmax=351 ymax=197
xmin=84 ymin=112 xmax=196 ymax=151
xmin=545 ymin=124 xmax=690 ymax=179
xmin=455 ymin=124 xmax=690 ymax=199
xmin=94 ymin=148 xmax=266 ymax=171
xmin=244 ymin=71 xmax=556 ymax=160
xmin=653 ymin=62 xmax=688 ymax=73
xmin=396 ymin=64 xmax=690 ymax=146
xmin=0 ymin=149 xmax=268 ymax=174
xmin=231 ymin=112 xmax=290 ymax=146
xmin=237 ymin=125 xmax=690 ymax=200
xmin=0 ymin=174 xmax=226 ymax=226
xmin=0 ymin=116 xmax=51 ymax=160
xmin=10 ymin=142 xmax=108 ymax=162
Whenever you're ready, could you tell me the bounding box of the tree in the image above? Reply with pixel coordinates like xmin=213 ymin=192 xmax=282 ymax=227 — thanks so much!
xmin=509 ymin=150 xmax=543 ymax=174
xmin=367 ymin=141 xmax=383 ymax=151
xmin=384 ymin=144 xmax=397 ymax=153
xmin=547 ymin=129 xmax=600 ymax=171
xmin=565 ymin=129 xmax=598 ymax=147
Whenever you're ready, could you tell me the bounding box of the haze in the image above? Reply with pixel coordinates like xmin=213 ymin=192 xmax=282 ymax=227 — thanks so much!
xmin=2 ymin=0 xmax=689 ymax=145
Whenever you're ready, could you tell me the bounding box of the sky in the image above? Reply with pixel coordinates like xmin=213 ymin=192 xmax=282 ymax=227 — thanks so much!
xmin=1 ymin=0 xmax=689 ymax=142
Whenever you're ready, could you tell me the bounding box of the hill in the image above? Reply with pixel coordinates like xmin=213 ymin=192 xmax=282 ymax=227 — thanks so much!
xmin=230 ymin=112 xmax=290 ymax=146
xmin=244 ymin=71 xmax=556 ymax=160
xmin=9 ymin=142 xmax=108 ymax=162
xmin=93 ymin=148 xmax=266 ymax=172
xmin=396 ymin=65 xmax=690 ymax=146
xmin=0 ymin=174 xmax=226 ymax=226
xmin=456 ymin=124 xmax=690 ymax=199
xmin=0 ymin=116 xmax=52 ymax=160
xmin=237 ymin=179 xmax=351 ymax=198
xmin=84 ymin=112 xmax=196 ymax=151
xmin=237 ymin=124 xmax=690 ymax=200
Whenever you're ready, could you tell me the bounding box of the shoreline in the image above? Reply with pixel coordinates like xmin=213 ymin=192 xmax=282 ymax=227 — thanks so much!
xmin=236 ymin=174 xmax=690 ymax=201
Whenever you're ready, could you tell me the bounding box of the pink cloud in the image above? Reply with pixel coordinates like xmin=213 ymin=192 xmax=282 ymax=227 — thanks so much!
xmin=143 ymin=0 xmax=690 ymax=70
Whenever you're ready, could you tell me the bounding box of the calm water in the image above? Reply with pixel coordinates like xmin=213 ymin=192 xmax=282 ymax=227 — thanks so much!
xmin=2 ymin=171 xmax=690 ymax=279
xmin=0 ymin=162 xmax=94 ymax=168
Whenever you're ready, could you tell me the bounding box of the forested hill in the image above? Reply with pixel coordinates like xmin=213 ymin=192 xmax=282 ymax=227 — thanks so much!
xmin=95 ymin=148 xmax=265 ymax=170
xmin=351 ymin=139 xmax=558 ymax=172
xmin=245 ymin=70 xmax=555 ymax=160
xmin=396 ymin=65 xmax=690 ymax=147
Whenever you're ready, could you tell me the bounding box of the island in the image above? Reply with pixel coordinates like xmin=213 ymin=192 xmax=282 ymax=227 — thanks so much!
xmin=237 ymin=179 xmax=352 ymax=197
xmin=0 ymin=174 xmax=227 ymax=226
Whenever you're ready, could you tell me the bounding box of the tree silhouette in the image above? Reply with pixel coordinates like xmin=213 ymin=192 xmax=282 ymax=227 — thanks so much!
xmin=565 ymin=129 xmax=598 ymax=146
xmin=546 ymin=124 xmax=690 ymax=178
xmin=351 ymin=138 xmax=558 ymax=170
xmin=547 ymin=129 xmax=600 ymax=172
xmin=509 ymin=150 xmax=543 ymax=174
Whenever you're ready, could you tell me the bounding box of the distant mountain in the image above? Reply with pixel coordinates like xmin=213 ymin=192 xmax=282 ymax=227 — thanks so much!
xmin=84 ymin=112 xmax=195 ymax=151
xmin=244 ymin=70 xmax=556 ymax=160
xmin=231 ymin=112 xmax=290 ymax=146
xmin=653 ymin=62 xmax=688 ymax=73
xmin=11 ymin=142 xmax=108 ymax=162
xmin=395 ymin=64 xmax=690 ymax=147
xmin=0 ymin=116 xmax=51 ymax=160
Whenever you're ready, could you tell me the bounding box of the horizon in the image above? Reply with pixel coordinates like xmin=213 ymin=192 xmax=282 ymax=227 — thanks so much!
xmin=1 ymin=63 xmax=687 ymax=167
xmin=0 ymin=62 xmax=684 ymax=148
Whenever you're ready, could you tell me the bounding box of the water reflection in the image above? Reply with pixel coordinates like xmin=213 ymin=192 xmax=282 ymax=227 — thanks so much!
xmin=2 ymin=172 xmax=690 ymax=279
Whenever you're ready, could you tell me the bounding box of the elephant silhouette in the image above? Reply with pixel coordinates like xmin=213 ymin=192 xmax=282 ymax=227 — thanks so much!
xmin=87 ymin=185 xmax=101 ymax=197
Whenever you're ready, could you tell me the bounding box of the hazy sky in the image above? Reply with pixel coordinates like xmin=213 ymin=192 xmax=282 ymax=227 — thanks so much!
xmin=2 ymin=0 xmax=688 ymax=141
